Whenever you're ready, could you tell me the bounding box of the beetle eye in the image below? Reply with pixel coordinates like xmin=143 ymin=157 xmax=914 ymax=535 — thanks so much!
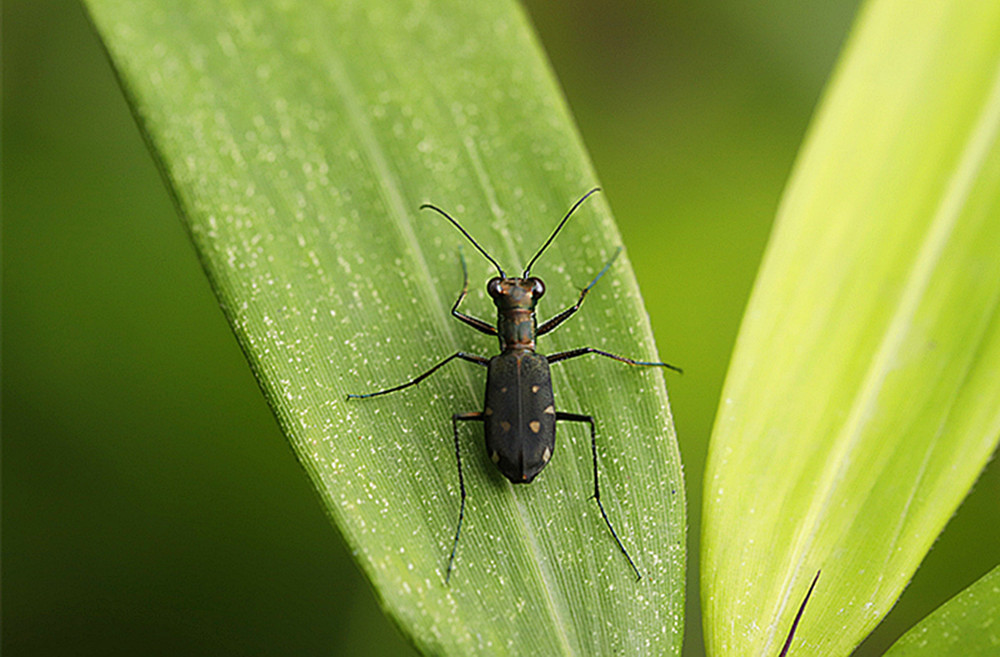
xmin=487 ymin=277 xmax=504 ymax=298
xmin=529 ymin=277 xmax=545 ymax=299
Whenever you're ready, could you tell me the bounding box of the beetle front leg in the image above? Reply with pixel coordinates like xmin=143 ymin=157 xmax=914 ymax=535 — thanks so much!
xmin=537 ymin=247 xmax=621 ymax=336
xmin=451 ymin=249 xmax=497 ymax=336
xmin=556 ymin=411 xmax=641 ymax=581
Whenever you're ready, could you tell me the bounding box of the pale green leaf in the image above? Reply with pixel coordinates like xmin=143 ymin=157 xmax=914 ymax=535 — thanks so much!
xmin=702 ymin=1 xmax=1000 ymax=655
xmin=82 ymin=1 xmax=685 ymax=654
xmin=883 ymin=565 xmax=1000 ymax=656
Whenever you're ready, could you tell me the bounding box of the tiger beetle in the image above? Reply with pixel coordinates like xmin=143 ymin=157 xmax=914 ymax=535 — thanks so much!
xmin=347 ymin=188 xmax=681 ymax=582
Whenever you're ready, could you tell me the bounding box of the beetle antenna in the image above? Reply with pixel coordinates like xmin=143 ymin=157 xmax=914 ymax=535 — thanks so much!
xmin=420 ymin=203 xmax=506 ymax=278
xmin=522 ymin=187 xmax=601 ymax=277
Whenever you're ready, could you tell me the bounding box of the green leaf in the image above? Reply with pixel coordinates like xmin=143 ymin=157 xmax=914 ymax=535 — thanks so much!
xmin=883 ymin=564 xmax=1000 ymax=656
xmin=82 ymin=1 xmax=685 ymax=654
xmin=701 ymin=1 xmax=1000 ymax=656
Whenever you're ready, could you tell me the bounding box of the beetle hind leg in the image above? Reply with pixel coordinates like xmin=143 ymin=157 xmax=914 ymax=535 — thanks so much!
xmin=556 ymin=411 xmax=641 ymax=581
xmin=446 ymin=411 xmax=483 ymax=583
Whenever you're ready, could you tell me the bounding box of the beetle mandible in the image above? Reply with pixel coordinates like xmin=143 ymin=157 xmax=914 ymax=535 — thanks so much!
xmin=347 ymin=188 xmax=680 ymax=582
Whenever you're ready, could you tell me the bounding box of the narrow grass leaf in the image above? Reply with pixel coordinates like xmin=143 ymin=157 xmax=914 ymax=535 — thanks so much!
xmin=702 ymin=1 xmax=1000 ymax=655
xmin=882 ymin=564 xmax=1000 ymax=656
xmin=83 ymin=1 xmax=685 ymax=654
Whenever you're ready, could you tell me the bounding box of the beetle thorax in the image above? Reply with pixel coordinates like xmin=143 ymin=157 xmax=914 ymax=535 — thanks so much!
xmin=489 ymin=277 xmax=544 ymax=352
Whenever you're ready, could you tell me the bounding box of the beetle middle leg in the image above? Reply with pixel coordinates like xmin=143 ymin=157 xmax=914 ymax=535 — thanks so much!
xmin=346 ymin=352 xmax=488 ymax=399
xmin=448 ymin=410 xmax=483 ymax=582
xmin=548 ymin=347 xmax=682 ymax=373
xmin=556 ymin=411 xmax=641 ymax=581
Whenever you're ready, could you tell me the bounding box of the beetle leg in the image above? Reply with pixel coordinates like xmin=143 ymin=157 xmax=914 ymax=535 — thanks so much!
xmin=447 ymin=411 xmax=484 ymax=583
xmin=556 ymin=411 xmax=641 ymax=581
xmin=346 ymin=352 xmax=488 ymax=399
xmin=452 ymin=249 xmax=497 ymax=336
xmin=537 ymin=247 xmax=621 ymax=336
xmin=548 ymin=347 xmax=682 ymax=374
xmin=535 ymin=289 xmax=588 ymax=337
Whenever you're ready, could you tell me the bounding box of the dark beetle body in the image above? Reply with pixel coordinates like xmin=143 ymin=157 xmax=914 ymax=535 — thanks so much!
xmin=485 ymin=350 xmax=556 ymax=483
xmin=482 ymin=274 xmax=558 ymax=484
xmin=346 ymin=189 xmax=681 ymax=582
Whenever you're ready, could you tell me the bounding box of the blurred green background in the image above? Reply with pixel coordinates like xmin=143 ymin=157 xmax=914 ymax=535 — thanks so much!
xmin=5 ymin=1 xmax=998 ymax=655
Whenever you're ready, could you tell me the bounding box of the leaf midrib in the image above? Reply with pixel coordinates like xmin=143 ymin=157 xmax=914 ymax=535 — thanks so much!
xmin=324 ymin=37 xmax=580 ymax=655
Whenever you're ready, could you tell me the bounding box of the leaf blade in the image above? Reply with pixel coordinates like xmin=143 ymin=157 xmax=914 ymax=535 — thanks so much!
xmin=702 ymin=0 xmax=1000 ymax=655
xmin=83 ymin=1 xmax=686 ymax=654
xmin=882 ymin=565 xmax=1000 ymax=656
